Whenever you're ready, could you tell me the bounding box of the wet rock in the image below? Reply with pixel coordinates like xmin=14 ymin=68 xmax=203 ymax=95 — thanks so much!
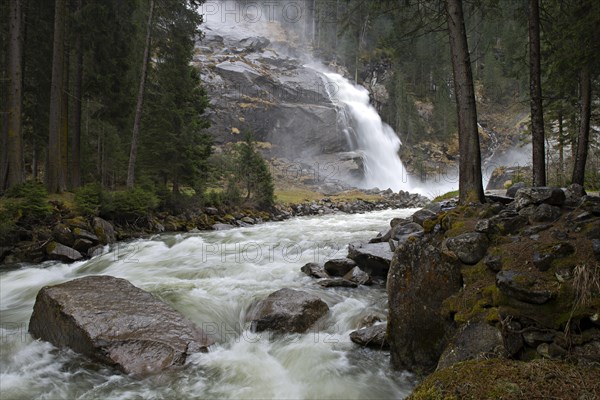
xmin=495 ymin=271 xmax=556 ymax=304
xmin=347 ymin=242 xmax=393 ymax=278
xmin=445 ymin=232 xmax=489 ymax=265
xmin=72 ymin=228 xmax=99 ymax=243
xmin=239 ymin=216 xmax=255 ymax=225
xmin=73 ymin=239 xmax=94 ymax=253
xmin=46 ymin=242 xmax=83 ymax=263
xmin=513 ymin=187 xmax=566 ymax=210
xmin=93 ymin=217 xmax=116 ymax=244
xmin=388 ymin=236 xmax=463 ymax=372
xmin=350 ymin=323 xmax=388 ymax=349
xmin=301 ymin=263 xmax=329 ymax=279
xmin=87 ymin=245 xmax=104 ymax=258
xmin=324 ymin=258 xmax=357 ymax=277
xmin=212 ymin=223 xmax=235 ymax=231
xmin=318 ymin=278 xmax=358 ymax=288
xmin=437 ymin=322 xmax=503 ymax=370
xmin=506 ymin=182 xmax=527 ymax=198
xmin=529 ymin=204 xmax=561 ymax=223
xmin=28 ymin=276 xmax=214 ymax=375
xmin=250 ymin=288 xmax=329 ymax=334
xmin=532 ymin=242 xmax=575 ymax=272
xmin=205 ymin=207 xmax=219 ymax=215
xmin=343 ymin=266 xmax=372 ymax=286
xmin=412 ymin=208 xmax=437 ymax=227
xmin=392 ymin=222 xmax=424 ymax=240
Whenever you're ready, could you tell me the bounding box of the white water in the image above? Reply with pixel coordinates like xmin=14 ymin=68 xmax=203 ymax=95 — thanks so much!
xmin=322 ymin=72 xmax=412 ymax=192
xmin=0 ymin=209 xmax=417 ymax=399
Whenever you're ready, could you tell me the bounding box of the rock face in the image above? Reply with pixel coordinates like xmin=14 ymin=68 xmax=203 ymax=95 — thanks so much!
xmin=28 ymin=276 xmax=214 ymax=375
xmin=387 ymin=236 xmax=463 ymax=372
xmin=196 ymin=18 xmax=350 ymax=164
xmin=250 ymin=288 xmax=329 ymax=333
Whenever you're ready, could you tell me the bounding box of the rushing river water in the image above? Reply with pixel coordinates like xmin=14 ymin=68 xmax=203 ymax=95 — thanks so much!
xmin=1 ymin=209 xmax=417 ymax=399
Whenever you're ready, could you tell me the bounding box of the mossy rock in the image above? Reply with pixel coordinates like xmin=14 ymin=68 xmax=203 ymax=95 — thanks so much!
xmin=408 ymin=359 xmax=600 ymax=400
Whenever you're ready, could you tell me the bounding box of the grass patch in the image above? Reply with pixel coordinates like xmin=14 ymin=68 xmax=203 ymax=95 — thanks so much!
xmin=433 ymin=190 xmax=459 ymax=202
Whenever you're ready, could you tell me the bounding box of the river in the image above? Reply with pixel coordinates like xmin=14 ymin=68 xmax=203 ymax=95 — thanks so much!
xmin=1 ymin=209 xmax=417 ymax=399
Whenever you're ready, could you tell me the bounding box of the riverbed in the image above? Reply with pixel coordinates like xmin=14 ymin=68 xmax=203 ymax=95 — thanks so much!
xmin=0 ymin=209 xmax=417 ymax=399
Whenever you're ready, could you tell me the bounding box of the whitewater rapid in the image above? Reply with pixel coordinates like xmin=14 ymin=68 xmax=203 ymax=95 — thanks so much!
xmin=0 ymin=209 xmax=417 ymax=399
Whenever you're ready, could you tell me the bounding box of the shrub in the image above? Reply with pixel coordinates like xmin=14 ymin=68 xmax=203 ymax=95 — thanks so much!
xmin=74 ymin=184 xmax=103 ymax=216
xmin=101 ymin=187 xmax=159 ymax=222
xmin=3 ymin=181 xmax=52 ymax=223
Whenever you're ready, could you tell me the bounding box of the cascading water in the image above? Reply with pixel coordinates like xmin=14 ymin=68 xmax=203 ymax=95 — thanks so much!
xmin=321 ymin=72 xmax=411 ymax=192
xmin=0 ymin=210 xmax=416 ymax=399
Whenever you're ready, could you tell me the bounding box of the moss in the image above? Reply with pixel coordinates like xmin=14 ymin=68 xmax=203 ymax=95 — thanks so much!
xmin=433 ymin=190 xmax=459 ymax=202
xmin=408 ymin=359 xmax=600 ymax=400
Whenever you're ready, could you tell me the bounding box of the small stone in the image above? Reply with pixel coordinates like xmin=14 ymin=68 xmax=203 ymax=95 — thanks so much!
xmin=592 ymin=239 xmax=600 ymax=261
xmin=343 ymin=266 xmax=372 ymax=285
xmin=484 ymin=254 xmax=502 ymax=272
xmin=537 ymin=342 xmax=567 ymax=360
xmin=523 ymin=330 xmax=556 ymax=347
xmin=318 ymin=278 xmax=358 ymax=288
xmin=301 ymin=263 xmax=329 ymax=279
xmin=350 ymin=323 xmax=388 ymax=349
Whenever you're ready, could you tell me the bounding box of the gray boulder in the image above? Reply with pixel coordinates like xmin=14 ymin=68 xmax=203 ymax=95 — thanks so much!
xmin=29 ymin=276 xmax=214 ymax=375
xmin=437 ymin=322 xmax=503 ymax=370
xmin=445 ymin=232 xmax=489 ymax=265
xmin=496 ymin=271 xmax=556 ymax=304
xmin=347 ymin=242 xmax=393 ymax=278
xmin=301 ymin=263 xmax=329 ymax=279
xmin=250 ymin=288 xmax=329 ymax=333
xmin=564 ymin=183 xmax=587 ymax=206
xmin=476 ymin=210 xmax=528 ymax=235
xmin=46 ymin=242 xmax=83 ymax=263
xmin=212 ymin=223 xmax=235 ymax=231
xmin=387 ymin=236 xmax=463 ymax=372
xmin=529 ymin=204 xmax=562 ymax=223
xmin=513 ymin=187 xmax=566 ymax=210
xmin=324 ymin=258 xmax=357 ymax=277
xmin=532 ymin=242 xmax=575 ymax=271
xmin=93 ymin=217 xmax=116 ymax=244
xmin=412 ymin=208 xmax=437 ymax=227
xmin=350 ymin=323 xmax=388 ymax=349
xmin=506 ymin=182 xmax=527 ymax=198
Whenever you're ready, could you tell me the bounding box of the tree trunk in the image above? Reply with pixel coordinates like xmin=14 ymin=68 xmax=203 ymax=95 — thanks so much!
xmin=70 ymin=0 xmax=83 ymax=189
xmin=529 ymin=0 xmax=546 ymax=187
xmin=61 ymin=34 xmax=70 ymax=189
xmin=572 ymin=64 xmax=591 ymax=186
xmin=6 ymin=0 xmax=25 ymax=190
xmin=445 ymin=0 xmax=484 ymax=204
xmin=126 ymin=0 xmax=154 ymax=189
xmin=558 ymin=109 xmax=564 ymax=186
xmin=48 ymin=0 xmax=67 ymax=193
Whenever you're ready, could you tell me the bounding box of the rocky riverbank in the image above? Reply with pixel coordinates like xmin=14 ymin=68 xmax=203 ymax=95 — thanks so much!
xmin=383 ymin=184 xmax=600 ymax=398
xmin=0 ymin=188 xmax=428 ymax=266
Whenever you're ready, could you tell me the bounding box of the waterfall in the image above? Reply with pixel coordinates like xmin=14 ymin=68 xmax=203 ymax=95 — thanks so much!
xmin=322 ymin=72 xmax=410 ymax=191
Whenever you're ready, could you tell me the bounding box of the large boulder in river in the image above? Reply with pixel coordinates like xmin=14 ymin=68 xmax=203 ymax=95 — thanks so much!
xmin=249 ymin=288 xmax=329 ymax=333
xmin=347 ymin=242 xmax=393 ymax=278
xmin=387 ymin=236 xmax=463 ymax=373
xmin=324 ymin=258 xmax=357 ymax=277
xmin=29 ymin=275 xmax=214 ymax=375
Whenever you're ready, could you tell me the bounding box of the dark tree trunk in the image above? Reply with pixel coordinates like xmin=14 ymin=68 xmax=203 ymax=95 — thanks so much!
xmin=572 ymin=65 xmax=591 ymax=186
xmin=5 ymin=0 xmax=25 ymax=190
xmin=127 ymin=0 xmax=154 ymax=189
xmin=69 ymin=0 xmax=83 ymax=189
xmin=47 ymin=0 xmax=67 ymax=193
xmin=529 ymin=0 xmax=546 ymax=186
xmin=445 ymin=0 xmax=484 ymax=204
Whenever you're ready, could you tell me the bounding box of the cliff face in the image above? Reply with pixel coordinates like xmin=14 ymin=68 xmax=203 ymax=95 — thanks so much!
xmin=195 ymin=19 xmax=348 ymax=161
